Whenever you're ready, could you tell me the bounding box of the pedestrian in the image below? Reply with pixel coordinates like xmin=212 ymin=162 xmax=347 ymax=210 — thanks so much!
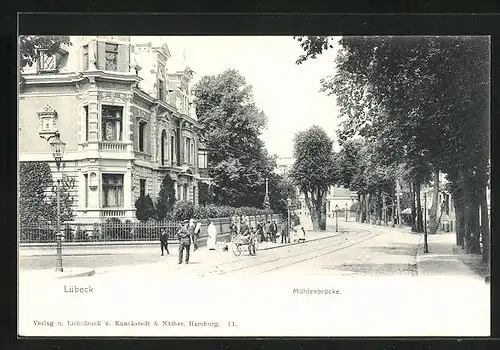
xmin=188 ymin=218 xmax=198 ymax=252
xmin=298 ymin=227 xmax=306 ymax=243
xmin=207 ymin=219 xmax=217 ymax=250
xmin=193 ymin=219 xmax=202 ymax=251
xmin=281 ymin=220 xmax=289 ymax=244
xmin=271 ymin=219 xmax=278 ymax=243
xmin=176 ymin=220 xmax=191 ymax=264
xmin=160 ymin=228 xmax=169 ymax=256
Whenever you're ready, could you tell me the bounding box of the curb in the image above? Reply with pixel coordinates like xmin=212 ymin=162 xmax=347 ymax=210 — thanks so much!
xmin=57 ymin=269 xmax=96 ymax=279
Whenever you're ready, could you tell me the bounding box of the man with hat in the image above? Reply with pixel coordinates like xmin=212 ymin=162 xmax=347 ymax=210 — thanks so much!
xmin=177 ymin=219 xmax=191 ymax=264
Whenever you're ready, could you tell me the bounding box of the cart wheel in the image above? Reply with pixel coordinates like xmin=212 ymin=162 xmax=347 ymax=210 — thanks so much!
xmin=232 ymin=243 xmax=241 ymax=256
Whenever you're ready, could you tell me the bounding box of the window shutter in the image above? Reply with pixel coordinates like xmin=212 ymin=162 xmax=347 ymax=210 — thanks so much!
xmin=97 ymin=41 xmax=106 ymax=70
xmin=117 ymin=44 xmax=130 ymax=72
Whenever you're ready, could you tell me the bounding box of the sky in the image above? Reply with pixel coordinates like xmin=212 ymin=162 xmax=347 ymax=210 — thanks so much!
xmin=147 ymin=36 xmax=342 ymax=158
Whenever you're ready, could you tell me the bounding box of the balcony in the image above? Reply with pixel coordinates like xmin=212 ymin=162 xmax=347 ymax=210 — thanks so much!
xmin=101 ymin=209 xmax=126 ymax=217
xmin=99 ymin=141 xmax=128 ymax=151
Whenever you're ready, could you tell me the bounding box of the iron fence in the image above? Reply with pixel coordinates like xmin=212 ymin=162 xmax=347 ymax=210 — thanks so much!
xmin=19 ymin=214 xmax=283 ymax=244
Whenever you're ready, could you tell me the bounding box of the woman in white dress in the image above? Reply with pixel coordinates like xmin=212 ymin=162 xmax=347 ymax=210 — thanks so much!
xmin=207 ymin=220 xmax=217 ymax=250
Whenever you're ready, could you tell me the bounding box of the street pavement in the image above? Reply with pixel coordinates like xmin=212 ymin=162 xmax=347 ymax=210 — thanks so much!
xmin=19 ymin=219 xmax=489 ymax=281
xmin=18 ymin=219 xmax=490 ymax=337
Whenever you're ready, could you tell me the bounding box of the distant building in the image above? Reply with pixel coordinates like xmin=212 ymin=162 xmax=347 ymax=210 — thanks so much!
xmin=273 ymin=157 xmax=357 ymax=217
xmin=19 ymin=36 xmax=211 ymax=223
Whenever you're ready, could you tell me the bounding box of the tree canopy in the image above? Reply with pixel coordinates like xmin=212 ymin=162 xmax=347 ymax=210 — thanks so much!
xmin=193 ymin=69 xmax=274 ymax=207
xmin=19 ymin=35 xmax=71 ymax=70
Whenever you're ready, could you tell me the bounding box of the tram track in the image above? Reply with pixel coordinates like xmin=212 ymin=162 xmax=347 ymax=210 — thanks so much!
xmin=213 ymin=228 xmax=379 ymax=276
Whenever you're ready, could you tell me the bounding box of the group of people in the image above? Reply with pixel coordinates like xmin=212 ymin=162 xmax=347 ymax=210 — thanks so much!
xmin=160 ymin=218 xmax=218 ymax=264
xmin=230 ymin=217 xmax=294 ymax=245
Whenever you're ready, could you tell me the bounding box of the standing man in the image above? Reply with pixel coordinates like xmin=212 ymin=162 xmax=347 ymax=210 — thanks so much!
xmin=264 ymin=220 xmax=272 ymax=242
xmin=160 ymin=228 xmax=169 ymax=256
xmin=271 ymin=219 xmax=278 ymax=243
xmin=281 ymin=220 xmax=289 ymax=244
xmin=177 ymin=220 xmax=191 ymax=264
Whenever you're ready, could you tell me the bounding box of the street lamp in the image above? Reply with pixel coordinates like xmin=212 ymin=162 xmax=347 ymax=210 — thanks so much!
xmin=48 ymin=132 xmax=66 ymax=271
xmin=263 ymin=176 xmax=270 ymax=210
xmin=287 ymin=198 xmax=292 ymax=244
xmin=345 ymin=203 xmax=348 ymax=222
xmin=335 ymin=204 xmax=339 ymax=232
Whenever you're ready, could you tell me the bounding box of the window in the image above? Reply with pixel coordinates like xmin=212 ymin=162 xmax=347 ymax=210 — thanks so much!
xmin=101 ymin=105 xmax=123 ymax=141
xmin=140 ymin=179 xmax=146 ymax=197
xmin=184 ymin=138 xmax=189 ymax=163
xmin=171 ymin=135 xmax=176 ymax=165
xmin=198 ymin=149 xmax=208 ymax=169
xmin=37 ymin=50 xmax=58 ymax=71
xmin=184 ymin=184 xmax=188 ymax=200
xmin=84 ymin=174 xmax=89 ymax=207
xmin=105 ymin=43 xmax=118 ymax=71
xmin=158 ymin=78 xmax=165 ymax=100
xmin=84 ymin=105 xmax=89 ymax=141
xmin=138 ymin=121 xmax=147 ymax=152
xmin=190 ymin=142 xmax=195 ymax=165
xmin=83 ymin=45 xmax=89 ymax=70
xmin=193 ymin=186 xmax=196 ymax=203
xmin=102 ymin=174 xmax=124 ymax=207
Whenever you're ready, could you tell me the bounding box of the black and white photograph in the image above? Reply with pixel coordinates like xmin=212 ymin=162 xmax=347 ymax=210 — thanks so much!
xmin=18 ymin=33 xmax=490 ymax=337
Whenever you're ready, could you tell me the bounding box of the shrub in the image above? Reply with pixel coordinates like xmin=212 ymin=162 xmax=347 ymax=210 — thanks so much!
xmin=135 ymin=194 xmax=156 ymax=222
xmin=173 ymin=200 xmax=195 ymax=221
xmin=155 ymin=173 xmax=176 ymax=220
xmin=102 ymin=217 xmax=122 ymax=240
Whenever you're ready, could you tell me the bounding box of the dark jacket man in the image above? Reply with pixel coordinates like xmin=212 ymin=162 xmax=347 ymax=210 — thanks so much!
xmin=177 ymin=221 xmax=191 ymax=264
xmin=160 ymin=228 xmax=169 ymax=256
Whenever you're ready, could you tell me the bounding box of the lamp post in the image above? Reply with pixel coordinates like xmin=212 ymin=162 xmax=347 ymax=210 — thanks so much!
xmin=287 ymin=198 xmax=292 ymax=243
xmin=48 ymin=132 xmax=66 ymax=272
xmin=424 ymin=191 xmax=429 ymax=253
xmin=345 ymin=203 xmax=348 ymax=222
xmin=335 ymin=204 xmax=339 ymax=232
xmin=263 ymin=176 xmax=270 ymax=210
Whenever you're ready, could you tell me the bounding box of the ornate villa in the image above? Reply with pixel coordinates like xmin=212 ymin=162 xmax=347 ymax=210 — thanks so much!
xmin=19 ymin=36 xmax=211 ymax=223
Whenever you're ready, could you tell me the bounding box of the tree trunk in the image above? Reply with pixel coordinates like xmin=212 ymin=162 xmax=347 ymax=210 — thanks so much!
xmin=305 ymin=192 xmax=320 ymax=231
xmin=415 ymin=181 xmax=424 ymax=233
xmin=356 ymin=193 xmax=362 ymax=222
xmin=410 ymin=182 xmax=417 ymax=232
xmin=377 ymin=192 xmax=382 ymax=225
xmin=365 ymin=193 xmax=371 ymax=224
xmin=396 ymin=179 xmax=403 ymax=228
xmin=455 ymin=199 xmax=465 ymax=248
xmin=480 ymin=186 xmax=490 ymax=263
xmin=382 ymin=194 xmax=387 ymax=226
xmin=463 ymin=175 xmax=481 ymax=254
xmin=319 ymin=191 xmax=327 ymax=231
xmin=429 ymin=168 xmax=440 ymax=235
xmin=392 ymin=195 xmax=396 ymax=228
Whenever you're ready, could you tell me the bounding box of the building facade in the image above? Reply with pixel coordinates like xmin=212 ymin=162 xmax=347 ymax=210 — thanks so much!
xmin=19 ymin=36 xmax=210 ymax=223
xmin=274 ymin=157 xmax=357 ymax=218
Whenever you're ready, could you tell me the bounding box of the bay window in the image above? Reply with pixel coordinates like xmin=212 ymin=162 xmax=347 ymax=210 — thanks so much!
xmin=102 ymin=174 xmax=124 ymax=208
xmin=101 ymin=105 xmax=123 ymax=141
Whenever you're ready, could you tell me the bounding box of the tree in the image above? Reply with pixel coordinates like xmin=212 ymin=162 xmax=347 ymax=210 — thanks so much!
xmin=295 ymin=35 xmax=490 ymax=258
xmin=193 ymin=69 xmax=274 ymax=207
xmin=19 ymin=36 xmax=72 ymax=71
xmin=155 ymin=173 xmax=176 ymax=220
xmin=268 ymin=173 xmax=299 ymax=218
xmin=19 ymin=161 xmax=53 ymax=225
xmin=135 ymin=194 xmax=156 ymax=222
xmin=290 ymin=126 xmax=338 ymax=230
xmin=19 ymin=161 xmax=75 ymax=226
xmin=198 ymin=182 xmax=214 ymax=206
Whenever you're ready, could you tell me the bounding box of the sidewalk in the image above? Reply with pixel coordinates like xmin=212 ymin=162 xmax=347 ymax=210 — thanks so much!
xmin=416 ymin=232 xmax=488 ymax=280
